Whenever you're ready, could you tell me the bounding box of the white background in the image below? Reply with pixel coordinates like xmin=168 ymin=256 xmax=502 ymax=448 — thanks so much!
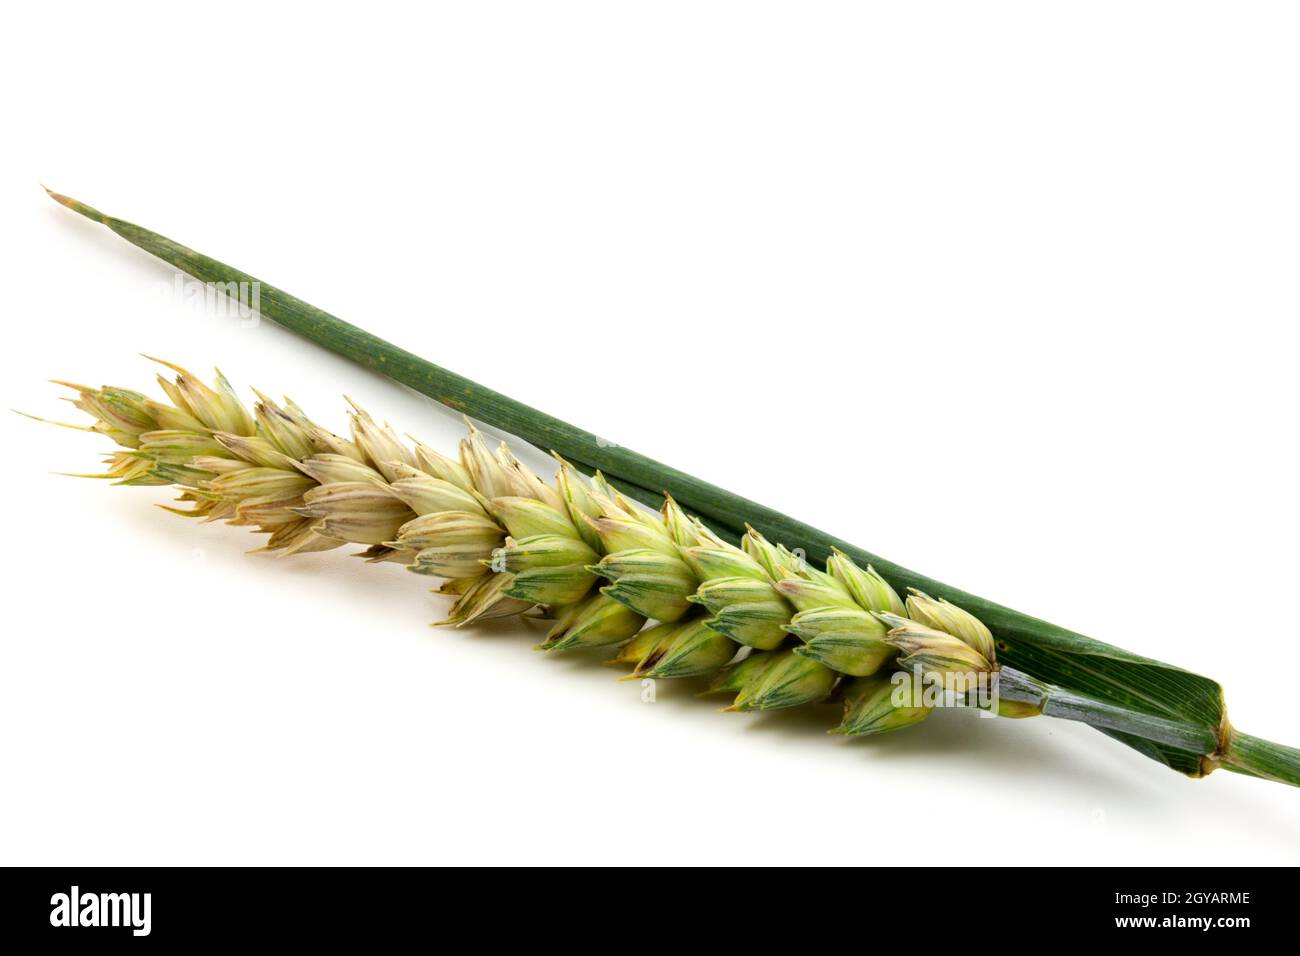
xmin=2 ymin=2 xmax=1297 ymax=866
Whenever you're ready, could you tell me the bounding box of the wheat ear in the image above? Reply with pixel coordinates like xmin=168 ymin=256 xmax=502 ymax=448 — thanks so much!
xmin=47 ymin=359 xmax=1020 ymax=735
xmin=44 ymin=362 xmax=1278 ymax=760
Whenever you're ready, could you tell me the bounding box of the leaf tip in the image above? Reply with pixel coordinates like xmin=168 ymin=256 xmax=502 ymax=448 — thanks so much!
xmin=43 ymin=186 xmax=106 ymax=223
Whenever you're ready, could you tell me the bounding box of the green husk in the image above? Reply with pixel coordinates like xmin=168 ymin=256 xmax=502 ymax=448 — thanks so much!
xmin=45 ymin=189 xmax=1300 ymax=785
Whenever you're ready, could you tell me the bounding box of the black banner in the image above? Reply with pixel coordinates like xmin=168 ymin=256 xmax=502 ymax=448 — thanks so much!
xmin=0 ymin=866 xmax=1286 ymax=944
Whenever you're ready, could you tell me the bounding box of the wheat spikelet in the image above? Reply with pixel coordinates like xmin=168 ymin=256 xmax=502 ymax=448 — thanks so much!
xmin=49 ymin=359 xmax=1009 ymax=735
